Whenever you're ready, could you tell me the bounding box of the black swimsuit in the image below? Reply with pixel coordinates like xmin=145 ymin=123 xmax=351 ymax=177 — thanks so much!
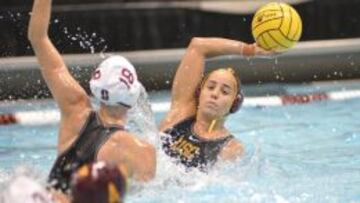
xmin=48 ymin=111 xmax=124 ymax=193
xmin=162 ymin=116 xmax=234 ymax=172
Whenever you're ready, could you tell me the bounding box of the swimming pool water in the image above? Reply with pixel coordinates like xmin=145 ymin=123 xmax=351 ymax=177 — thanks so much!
xmin=1 ymin=82 xmax=360 ymax=203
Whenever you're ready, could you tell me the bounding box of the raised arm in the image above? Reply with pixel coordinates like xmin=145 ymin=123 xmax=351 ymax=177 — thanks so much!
xmin=164 ymin=37 xmax=267 ymax=123
xmin=28 ymin=0 xmax=90 ymax=115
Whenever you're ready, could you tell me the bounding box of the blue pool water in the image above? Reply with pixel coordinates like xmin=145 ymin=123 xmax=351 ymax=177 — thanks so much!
xmin=1 ymin=82 xmax=360 ymax=203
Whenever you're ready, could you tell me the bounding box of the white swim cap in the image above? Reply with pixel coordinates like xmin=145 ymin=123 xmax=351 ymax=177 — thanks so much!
xmin=3 ymin=176 xmax=53 ymax=203
xmin=90 ymin=55 xmax=141 ymax=108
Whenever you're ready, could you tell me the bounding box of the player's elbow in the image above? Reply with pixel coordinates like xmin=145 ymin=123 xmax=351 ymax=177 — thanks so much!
xmin=188 ymin=37 xmax=207 ymax=53
xmin=136 ymin=143 xmax=156 ymax=182
xmin=27 ymin=28 xmax=38 ymax=44
xmin=188 ymin=37 xmax=217 ymax=57
xmin=144 ymin=145 xmax=156 ymax=180
xmin=27 ymin=28 xmax=48 ymax=47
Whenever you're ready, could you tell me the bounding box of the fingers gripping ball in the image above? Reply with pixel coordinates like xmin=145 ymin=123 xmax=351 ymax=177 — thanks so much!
xmin=252 ymin=2 xmax=302 ymax=52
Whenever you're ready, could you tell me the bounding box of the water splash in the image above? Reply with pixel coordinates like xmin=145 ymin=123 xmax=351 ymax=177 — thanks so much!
xmin=127 ymin=134 xmax=270 ymax=202
xmin=127 ymin=84 xmax=159 ymax=146
xmin=57 ymin=21 xmax=107 ymax=54
xmin=0 ymin=165 xmax=50 ymax=203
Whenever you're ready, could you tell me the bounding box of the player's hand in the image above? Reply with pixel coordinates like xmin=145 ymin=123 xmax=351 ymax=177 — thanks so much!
xmin=251 ymin=43 xmax=276 ymax=56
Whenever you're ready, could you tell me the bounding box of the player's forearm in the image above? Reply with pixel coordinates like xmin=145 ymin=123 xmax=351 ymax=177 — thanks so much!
xmin=28 ymin=0 xmax=52 ymax=44
xmin=189 ymin=37 xmax=256 ymax=57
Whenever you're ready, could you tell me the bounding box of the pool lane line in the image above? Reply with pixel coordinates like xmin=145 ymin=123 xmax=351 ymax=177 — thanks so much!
xmin=1 ymin=89 xmax=360 ymax=126
xmin=0 ymin=113 xmax=17 ymax=125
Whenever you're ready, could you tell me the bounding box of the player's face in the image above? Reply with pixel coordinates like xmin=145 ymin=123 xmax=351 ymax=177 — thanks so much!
xmin=198 ymin=70 xmax=237 ymax=118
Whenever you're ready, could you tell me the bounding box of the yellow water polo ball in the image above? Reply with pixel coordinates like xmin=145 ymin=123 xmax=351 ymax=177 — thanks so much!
xmin=251 ymin=2 xmax=303 ymax=52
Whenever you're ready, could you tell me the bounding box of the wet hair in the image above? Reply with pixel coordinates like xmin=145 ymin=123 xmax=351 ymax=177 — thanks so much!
xmin=194 ymin=67 xmax=244 ymax=114
xmin=71 ymin=162 xmax=127 ymax=203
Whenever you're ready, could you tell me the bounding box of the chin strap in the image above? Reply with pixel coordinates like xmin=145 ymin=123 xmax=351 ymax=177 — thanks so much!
xmin=207 ymin=119 xmax=217 ymax=133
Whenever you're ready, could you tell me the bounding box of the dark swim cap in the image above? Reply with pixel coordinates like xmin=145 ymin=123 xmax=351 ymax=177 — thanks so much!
xmin=71 ymin=162 xmax=127 ymax=203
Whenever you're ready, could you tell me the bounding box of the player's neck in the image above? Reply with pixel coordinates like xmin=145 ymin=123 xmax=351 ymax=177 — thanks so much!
xmin=98 ymin=104 xmax=127 ymax=127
